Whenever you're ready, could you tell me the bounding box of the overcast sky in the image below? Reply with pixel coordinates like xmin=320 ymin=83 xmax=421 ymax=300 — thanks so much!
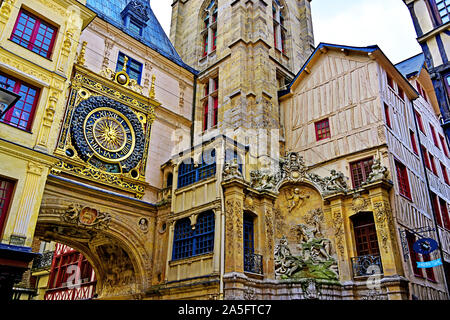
xmin=152 ymin=0 xmax=422 ymax=64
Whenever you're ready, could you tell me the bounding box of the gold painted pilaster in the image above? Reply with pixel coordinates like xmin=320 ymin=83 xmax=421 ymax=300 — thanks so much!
xmin=11 ymin=161 xmax=45 ymax=247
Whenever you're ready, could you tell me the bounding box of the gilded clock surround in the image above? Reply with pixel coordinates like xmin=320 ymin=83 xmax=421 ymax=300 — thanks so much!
xmin=52 ymin=65 xmax=159 ymax=199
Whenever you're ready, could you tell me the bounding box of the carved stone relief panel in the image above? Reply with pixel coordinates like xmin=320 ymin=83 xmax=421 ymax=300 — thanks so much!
xmin=273 ymin=185 xmax=339 ymax=282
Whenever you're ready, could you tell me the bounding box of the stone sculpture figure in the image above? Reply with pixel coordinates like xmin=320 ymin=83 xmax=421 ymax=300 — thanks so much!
xmin=363 ymin=158 xmax=388 ymax=185
xmin=286 ymin=188 xmax=310 ymax=213
xmin=223 ymin=158 xmax=243 ymax=180
xmin=275 ymin=209 xmax=339 ymax=281
xmin=250 ymin=170 xmax=278 ymax=191
xmin=324 ymin=170 xmax=348 ymax=193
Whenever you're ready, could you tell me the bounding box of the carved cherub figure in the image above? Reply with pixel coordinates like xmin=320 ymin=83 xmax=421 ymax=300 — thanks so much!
xmin=286 ymin=188 xmax=310 ymax=213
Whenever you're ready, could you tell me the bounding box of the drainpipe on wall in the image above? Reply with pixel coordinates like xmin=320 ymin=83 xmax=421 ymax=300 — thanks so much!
xmin=219 ymin=138 xmax=226 ymax=299
xmin=191 ymin=74 xmax=198 ymax=148
xmin=411 ymin=97 xmax=450 ymax=297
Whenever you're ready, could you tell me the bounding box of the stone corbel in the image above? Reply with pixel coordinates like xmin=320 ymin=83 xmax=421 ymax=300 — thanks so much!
xmin=189 ymin=213 xmax=199 ymax=230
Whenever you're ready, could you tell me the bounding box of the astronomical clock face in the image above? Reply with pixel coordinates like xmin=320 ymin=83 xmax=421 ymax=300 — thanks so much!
xmin=71 ymin=96 xmax=144 ymax=174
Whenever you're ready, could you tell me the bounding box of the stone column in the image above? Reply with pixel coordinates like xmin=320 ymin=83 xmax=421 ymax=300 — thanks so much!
xmin=260 ymin=193 xmax=277 ymax=278
xmin=222 ymin=178 xmax=246 ymax=274
xmin=324 ymin=194 xmax=353 ymax=282
xmin=366 ymin=180 xmax=407 ymax=300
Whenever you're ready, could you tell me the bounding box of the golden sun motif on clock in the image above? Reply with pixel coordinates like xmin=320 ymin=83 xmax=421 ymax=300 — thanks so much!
xmin=93 ymin=117 xmax=126 ymax=152
xmin=83 ymin=107 xmax=136 ymax=163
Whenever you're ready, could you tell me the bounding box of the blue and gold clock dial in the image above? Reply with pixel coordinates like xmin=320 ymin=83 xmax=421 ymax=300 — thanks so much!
xmin=84 ymin=108 xmax=135 ymax=163
xmin=71 ymin=96 xmax=145 ymax=174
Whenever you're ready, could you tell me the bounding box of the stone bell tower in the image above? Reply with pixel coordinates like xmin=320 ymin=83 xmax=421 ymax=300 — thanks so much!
xmin=170 ymin=0 xmax=314 ymax=168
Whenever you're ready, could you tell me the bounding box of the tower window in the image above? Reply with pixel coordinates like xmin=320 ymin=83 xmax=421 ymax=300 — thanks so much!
xmin=273 ymin=2 xmax=286 ymax=53
xmin=11 ymin=9 xmax=57 ymax=59
xmin=201 ymin=1 xmax=218 ymax=57
xmin=202 ymin=77 xmax=219 ymax=131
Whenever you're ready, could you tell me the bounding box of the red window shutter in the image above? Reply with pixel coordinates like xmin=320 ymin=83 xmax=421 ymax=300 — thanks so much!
xmin=384 ymin=104 xmax=391 ymax=128
xmin=422 ymin=146 xmax=431 ymax=169
xmin=0 ymin=179 xmax=14 ymax=236
xmin=422 ymin=254 xmax=436 ymax=281
xmin=440 ymin=135 xmax=449 ymax=157
xmin=203 ymin=34 xmax=208 ymax=56
xmin=213 ymin=97 xmax=218 ymax=127
xmin=439 ymin=198 xmax=450 ymax=230
xmin=395 ymin=160 xmax=411 ymax=199
xmin=430 ymin=125 xmax=439 ymax=148
xmin=11 ymin=10 xmax=57 ymax=59
xmin=429 ymin=154 xmax=438 ymax=175
xmin=203 ymin=102 xmax=208 ymax=132
xmin=410 ymin=130 xmax=419 ymax=154
xmin=350 ymin=158 xmax=374 ymax=189
xmin=441 ymin=162 xmax=449 ymax=185
xmin=432 ymin=193 xmax=443 ymax=228
xmin=415 ymin=110 xmax=425 ymax=134
xmin=0 ymin=72 xmax=40 ymax=131
xmin=406 ymin=231 xmax=423 ymax=277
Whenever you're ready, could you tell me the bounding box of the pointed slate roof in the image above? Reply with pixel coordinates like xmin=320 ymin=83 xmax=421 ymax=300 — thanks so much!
xmin=395 ymin=53 xmax=425 ymax=79
xmin=86 ymin=0 xmax=196 ymax=74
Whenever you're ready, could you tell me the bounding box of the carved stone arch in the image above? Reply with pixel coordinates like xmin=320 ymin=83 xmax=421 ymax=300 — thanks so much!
xmin=102 ymin=218 xmax=151 ymax=290
xmin=35 ymin=202 xmax=152 ymax=299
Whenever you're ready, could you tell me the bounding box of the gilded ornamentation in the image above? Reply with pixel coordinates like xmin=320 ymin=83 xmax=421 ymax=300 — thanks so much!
xmin=77 ymin=41 xmax=87 ymax=65
xmin=0 ymin=0 xmax=15 ymax=19
xmin=62 ymin=204 xmax=111 ymax=230
xmin=225 ymin=200 xmax=236 ymax=259
xmin=279 ymin=152 xmax=308 ymax=182
xmin=51 ymin=161 xmax=145 ymax=199
xmin=265 ymin=208 xmax=274 ymax=254
xmin=149 ymin=75 xmax=156 ymax=99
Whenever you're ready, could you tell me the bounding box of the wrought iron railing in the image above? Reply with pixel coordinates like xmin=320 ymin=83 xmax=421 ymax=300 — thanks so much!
xmin=31 ymin=251 xmax=54 ymax=271
xmin=244 ymin=253 xmax=263 ymax=275
xmin=351 ymin=255 xmax=383 ymax=278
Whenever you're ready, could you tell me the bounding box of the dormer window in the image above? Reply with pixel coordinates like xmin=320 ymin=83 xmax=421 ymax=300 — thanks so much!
xmin=201 ymin=0 xmax=217 ymax=57
xmin=129 ymin=18 xmax=143 ymax=36
xmin=121 ymin=0 xmax=150 ymax=37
